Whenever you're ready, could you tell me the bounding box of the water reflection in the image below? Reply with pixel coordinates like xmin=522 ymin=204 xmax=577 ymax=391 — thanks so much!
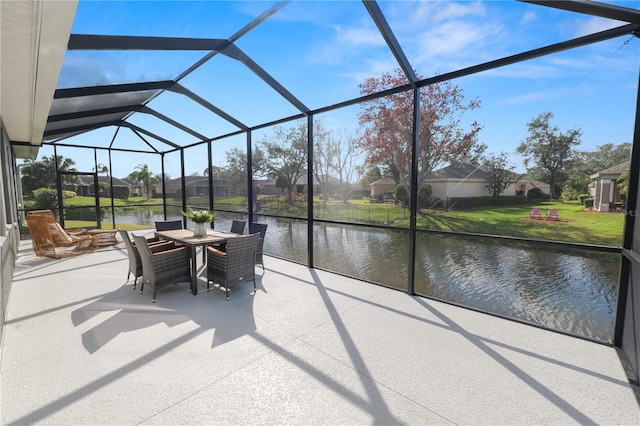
xmin=109 ymin=208 xmax=620 ymax=343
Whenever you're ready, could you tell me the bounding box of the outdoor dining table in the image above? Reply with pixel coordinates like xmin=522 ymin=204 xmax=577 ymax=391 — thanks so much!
xmin=155 ymin=228 xmax=240 ymax=295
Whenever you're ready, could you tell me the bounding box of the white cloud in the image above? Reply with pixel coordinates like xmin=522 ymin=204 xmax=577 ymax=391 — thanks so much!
xmin=520 ymin=11 xmax=537 ymax=26
xmin=501 ymin=92 xmax=553 ymax=105
xmin=411 ymin=20 xmax=504 ymax=68
xmin=573 ymin=16 xmax=626 ymax=37
xmin=412 ymin=0 xmax=486 ymax=23
xmin=333 ymin=25 xmax=386 ymax=48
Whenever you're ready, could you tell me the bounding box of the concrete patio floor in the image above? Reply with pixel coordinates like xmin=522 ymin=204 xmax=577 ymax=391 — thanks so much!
xmin=2 ymin=236 xmax=639 ymax=425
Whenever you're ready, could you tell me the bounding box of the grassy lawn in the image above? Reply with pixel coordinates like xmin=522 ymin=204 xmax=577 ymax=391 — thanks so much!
xmin=417 ymin=200 xmax=625 ymax=247
xmin=39 ymin=195 xmax=625 ymax=247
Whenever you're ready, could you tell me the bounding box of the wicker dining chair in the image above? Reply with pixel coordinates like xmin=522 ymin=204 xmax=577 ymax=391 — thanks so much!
xmin=155 ymin=220 xmax=183 ymax=231
xmin=206 ymin=233 xmax=260 ymax=300
xmin=230 ymin=219 xmax=246 ymax=235
xmin=208 ymin=219 xmax=246 ymax=256
xmin=248 ymin=222 xmax=268 ymax=271
xmin=119 ymin=230 xmax=174 ymax=288
xmin=132 ymin=234 xmax=192 ymax=303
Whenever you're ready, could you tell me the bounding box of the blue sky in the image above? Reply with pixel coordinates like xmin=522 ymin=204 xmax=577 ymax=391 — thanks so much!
xmin=43 ymin=0 xmax=640 ymax=179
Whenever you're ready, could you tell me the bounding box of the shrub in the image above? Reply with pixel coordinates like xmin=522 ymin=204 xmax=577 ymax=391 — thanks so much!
xmin=65 ymin=206 xmax=107 ymax=221
xmin=578 ymin=194 xmax=592 ymax=205
xmin=527 ymin=188 xmax=544 ymax=200
xmin=112 ymin=185 xmax=130 ymax=199
xmin=584 ymin=198 xmax=594 ymax=208
xmin=395 ymin=184 xmax=409 ymax=207
xmin=32 ymin=188 xmax=58 ymax=210
xmin=418 ymin=184 xmax=432 ymax=209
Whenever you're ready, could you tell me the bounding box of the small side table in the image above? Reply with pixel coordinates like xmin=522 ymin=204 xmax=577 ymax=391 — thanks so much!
xmin=87 ymin=229 xmax=119 ymax=246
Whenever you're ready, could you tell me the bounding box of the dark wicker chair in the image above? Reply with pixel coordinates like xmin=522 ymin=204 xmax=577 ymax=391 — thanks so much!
xmin=132 ymin=234 xmax=192 ymax=303
xmin=155 ymin=220 xmax=183 ymax=231
xmin=249 ymin=222 xmax=268 ymax=271
xmin=230 ymin=219 xmax=245 ymax=235
xmin=209 ymin=220 xmax=246 ymax=255
xmin=206 ymin=233 xmax=260 ymax=300
xmin=119 ymin=230 xmax=174 ymax=288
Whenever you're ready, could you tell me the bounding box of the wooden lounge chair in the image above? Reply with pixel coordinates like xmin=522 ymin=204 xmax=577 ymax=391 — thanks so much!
xmin=25 ymin=211 xmax=99 ymax=258
xmin=27 ymin=209 xmax=87 ymax=236
xmin=206 ymin=233 xmax=260 ymax=300
xmin=29 ymin=209 xmax=119 ymax=246
xmin=547 ymin=209 xmax=560 ymax=221
xmin=530 ymin=208 xmax=542 ymax=220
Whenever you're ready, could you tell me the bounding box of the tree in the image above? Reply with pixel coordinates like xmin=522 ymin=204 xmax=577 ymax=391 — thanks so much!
xmin=357 ymin=68 xmax=482 ymax=204
xmin=127 ymin=164 xmax=158 ymax=199
xmin=484 ymin=152 xmax=515 ymax=198
xmin=314 ymin=126 xmax=364 ymax=205
xmin=332 ymin=131 xmax=364 ymax=203
xmin=562 ymin=176 xmax=590 ymax=200
xmin=20 ymin=155 xmax=77 ymax=195
xmin=569 ymin=142 xmax=630 ymax=179
xmin=310 ymin=121 xmax=332 ymax=207
xmin=93 ymin=163 xmax=109 ymax=175
xmin=257 ymin=123 xmax=308 ymax=204
xmin=517 ymin=112 xmax=581 ymax=199
xmin=618 ymin=171 xmax=629 ymax=198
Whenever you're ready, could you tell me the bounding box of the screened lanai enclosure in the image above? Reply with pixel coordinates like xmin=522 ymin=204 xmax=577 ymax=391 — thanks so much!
xmin=10 ymin=0 xmax=640 ymax=385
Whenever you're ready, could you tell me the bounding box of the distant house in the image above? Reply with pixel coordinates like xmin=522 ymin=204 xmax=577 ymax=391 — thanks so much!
xmin=369 ymin=177 xmax=396 ymax=197
xmin=261 ymin=176 xmax=307 ymax=196
xmin=163 ymin=176 xmax=233 ymax=197
xmin=425 ymin=157 xmax=549 ymax=200
xmin=589 ymin=161 xmax=629 ymax=211
xmin=73 ymin=176 xmax=136 ymax=196
xmin=369 ymin=160 xmax=551 ymax=202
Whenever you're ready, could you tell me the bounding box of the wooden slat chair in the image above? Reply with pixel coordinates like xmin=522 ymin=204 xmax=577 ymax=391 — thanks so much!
xmin=132 ymin=234 xmax=192 ymax=303
xmin=206 ymin=233 xmax=260 ymax=300
xmin=29 ymin=209 xmax=119 ymax=246
xmin=27 ymin=209 xmax=88 ymax=236
xmin=25 ymin=211 xmax=99 ymax=258
xmin=547 ymin=208 xmax=560 ymax=221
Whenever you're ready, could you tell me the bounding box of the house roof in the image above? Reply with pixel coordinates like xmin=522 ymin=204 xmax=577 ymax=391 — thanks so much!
xmin=77 ymin=175 xmax=133 ymax=186
xmin=426 ymin=162 xmax=489 ymax=180
xmin=591 ymin=161 xmax=630 ymax=179
xmin=370 ymin=177 xmax=396 ymax=186
xmin=166 ymin=176 xmax=229 ymax=185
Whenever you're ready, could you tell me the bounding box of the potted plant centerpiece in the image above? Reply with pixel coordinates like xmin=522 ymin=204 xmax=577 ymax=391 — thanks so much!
xmin=182 ymin=208 xmax=214 ymax=237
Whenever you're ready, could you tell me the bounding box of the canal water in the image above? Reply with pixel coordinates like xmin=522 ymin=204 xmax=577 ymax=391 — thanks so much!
xmin=110 ymin=208 xmax=620 ymax=343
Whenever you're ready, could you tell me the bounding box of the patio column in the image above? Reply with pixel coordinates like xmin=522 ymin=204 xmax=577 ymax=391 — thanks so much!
xmin=599 ymin=179 xmax=611 ymax=212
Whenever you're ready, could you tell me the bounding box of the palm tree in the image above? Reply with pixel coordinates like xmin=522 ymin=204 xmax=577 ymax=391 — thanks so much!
xmin=618 ymin=171 xmax=629 ymax=198
xmin=127 ymin=164 xmax=158 ymax=199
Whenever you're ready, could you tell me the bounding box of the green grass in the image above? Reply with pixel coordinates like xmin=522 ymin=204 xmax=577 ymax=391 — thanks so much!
xmin=416 ymin=201 xmax=624 ymax=247
xmin=38 ymin=195 xmax=626 ymax=247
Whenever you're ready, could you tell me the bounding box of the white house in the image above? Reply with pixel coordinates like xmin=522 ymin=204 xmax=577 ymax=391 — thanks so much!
xmin=589 ymin=161 xmax=629 ymax=211
xmin=425 ymin=158 xmax=549 ymax=200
